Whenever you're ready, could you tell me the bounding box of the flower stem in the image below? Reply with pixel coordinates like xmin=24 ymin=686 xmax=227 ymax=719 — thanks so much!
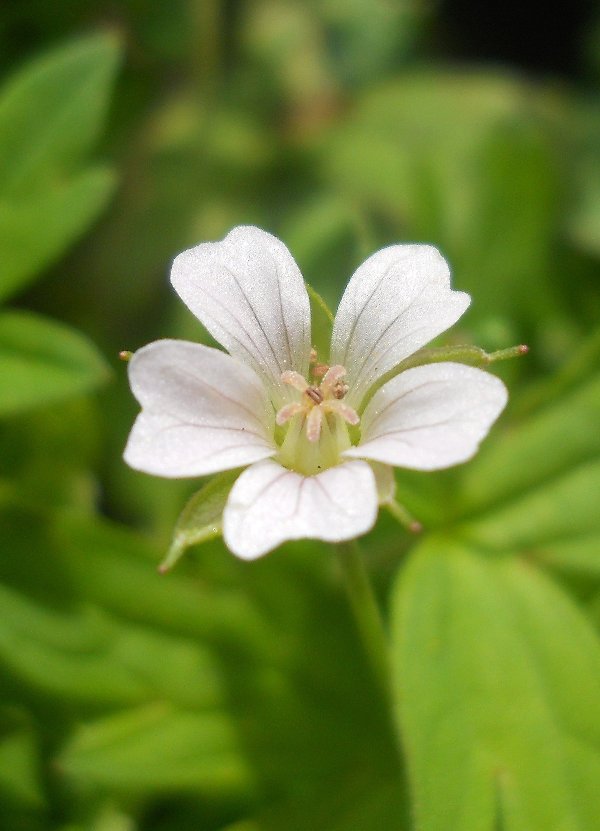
xmin=189 ymin=0 xmax=222 ymax=102
xmin=385 ymin=499 xmax=422 ymax=534
xmin=334 ymin=541 xmax=392 ymax=702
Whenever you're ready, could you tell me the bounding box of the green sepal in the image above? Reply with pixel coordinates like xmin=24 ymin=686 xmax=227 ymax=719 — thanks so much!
xmin=159 ymin=470 xmax=240 ymax=573
xmin=361 ymin=342 xmax=527 ymax=410
xmin=395 ymin=343 xmax=528 ymax=373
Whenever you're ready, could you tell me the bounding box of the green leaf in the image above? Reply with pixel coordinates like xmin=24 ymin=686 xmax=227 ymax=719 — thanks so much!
xmin=464 ymin=458 xmax=600 ymax=553
xmin=0 ymin=32 xmax=120 ymax=195
xmin=566 ymin=102 xmax=600 ymax=260
xmin=323 ymin=73 xmax=564 ymax=331
xmin=448 ymin=369 xmax=600 ymax=583
xmin=0 ymin=166 xmax=116 ymax=303
xmin=258 ymin=776 xmax=408 ymax=831
xmin=0 ymin=396 xmax=100 ymax=511
xmin=528 ymin=535 xmax=600 ymax=578
xmin=320 ymin=0 xmax=425 ymax=86
xmin=392 ymin=539 xmax=600 ymax=831
xmin=456 ymin=367 xmax=600 ymax=577
xmin=58 ymin=704 xmax=253 ymax=797
xmin=55 ymin=514 xmax=269 ymax=650
xmin=0 ymin=708 xmax=44 ymax=809
xmin=161 ymin=470 xmax=240 ymax=573
xmin=0 ymin=310 xmax=109 ymax=416
xmin=66 ymin=804 xmax=136 ymax=831
xmin=0 ymin=33 xmax=120 ymax=299
xmin=0 ymin=581 xmax=223 ymax=708
xmin=389 ymin=330 xmax=600 ymax=828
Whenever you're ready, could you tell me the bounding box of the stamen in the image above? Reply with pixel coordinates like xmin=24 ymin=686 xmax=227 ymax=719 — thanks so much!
xmin=281 ymin=370 xmax=308 ymax=392
xmin=312 ymin=363 xmax=329 ymax=378
xmin=276 ymin=402 xmax=305 ymax=425
xmin=277 ymin=364 xmax=358 ymax=451
xmin=333 ymin=381 xmax=349 ymax=400
xmin=325 ymin=399 xmax=360 ymax=426
xmin=320 ymin=364 xmax=347 ymax=395
xmin=306 ymin=405 xmax=323 ymax=442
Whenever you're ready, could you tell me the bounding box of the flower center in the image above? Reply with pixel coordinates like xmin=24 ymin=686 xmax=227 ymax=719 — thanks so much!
xmin=274 ymin=357 xmax=359 ymax=475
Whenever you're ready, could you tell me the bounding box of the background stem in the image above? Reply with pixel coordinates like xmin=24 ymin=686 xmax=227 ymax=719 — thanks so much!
xmin=335 ymin=540 xmax=392 ymax=703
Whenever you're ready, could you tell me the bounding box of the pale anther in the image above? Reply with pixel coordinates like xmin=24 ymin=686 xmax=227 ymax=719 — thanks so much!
xmin=333 ymin=381 xmax=349 ymax=400
xmin=312 ymin=363 xmax=329 ymax=378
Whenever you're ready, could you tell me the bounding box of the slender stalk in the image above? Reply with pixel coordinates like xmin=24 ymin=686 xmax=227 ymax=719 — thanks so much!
xmin=334 ymin=541 xmax=392 ymax=703
xmin=385 ymin=499 xmax=422 ymax=534
xmin=189 ymin=0 xmax=221 ymax=103
xmin=360 ymin=342 xmax=529 ymax=411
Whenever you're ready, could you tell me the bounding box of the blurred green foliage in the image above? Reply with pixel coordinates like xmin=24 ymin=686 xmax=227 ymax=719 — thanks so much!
xmin=0 ymin=2 xmax=599 ymax=830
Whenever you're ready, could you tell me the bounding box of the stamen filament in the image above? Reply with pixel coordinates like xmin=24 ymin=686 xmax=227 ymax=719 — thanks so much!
xmin=281 ymin=370 xmax=309 ymax=392
xmin=325 ymin=399 xmax=360 ymax=425
xmin=306 ymin=405 xmax=323 ymax=442
xmin=276 ymin=363 xmax=359 ymax=456
xmin=276 ymin=402 xmax=305 ymax=425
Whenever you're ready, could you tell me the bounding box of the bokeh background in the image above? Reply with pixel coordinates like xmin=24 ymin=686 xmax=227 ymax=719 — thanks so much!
xmin=1 ymin=2 xmax=599 ymax=830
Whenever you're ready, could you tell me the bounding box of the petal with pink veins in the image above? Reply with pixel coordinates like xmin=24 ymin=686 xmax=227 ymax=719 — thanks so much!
xmin=345 ymin=362 xmax=507 ymax=471
xmin=331 ymin=244 xmax=470 ymax=409
xmin=171 ymin=226 xmax=311 ymax=406
xmin=223 ymin=459 xmax=378 ymax=559
xmin=124 ymin=339 xmax=275 ymax=478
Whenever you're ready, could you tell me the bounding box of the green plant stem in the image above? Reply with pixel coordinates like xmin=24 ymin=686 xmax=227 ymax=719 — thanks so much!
xmin=385 ymin=499 xmax=422 ymax=533
xmin=335 ymin=541 xmax=392 ymax=703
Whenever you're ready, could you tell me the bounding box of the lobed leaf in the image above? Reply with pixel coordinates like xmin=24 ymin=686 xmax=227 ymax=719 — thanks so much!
xmin=0 ymin=32 xmax=120 ymax=195
xmin=392 ymin=539 xmax=600 ymax=831
xmin=0 ymin=166 xmax=116 ymax=302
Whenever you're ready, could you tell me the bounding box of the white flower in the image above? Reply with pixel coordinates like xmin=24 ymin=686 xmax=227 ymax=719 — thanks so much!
xmin=124 ymin=226 xmax=507 ymax=559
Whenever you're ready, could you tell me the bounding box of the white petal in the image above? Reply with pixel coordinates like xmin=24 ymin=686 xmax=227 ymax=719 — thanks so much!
xmin=124 ymin=339 xmax=275 ymax=478
xmin=223 ymin=459 xmax=378 ymax=560
xmin=170 ymin=226 xmax=311 ymax=406
xmin=345 ymin=363 xmax=507 ymax=471
xmin=331 ymin=244 xmax=470 ymax=408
